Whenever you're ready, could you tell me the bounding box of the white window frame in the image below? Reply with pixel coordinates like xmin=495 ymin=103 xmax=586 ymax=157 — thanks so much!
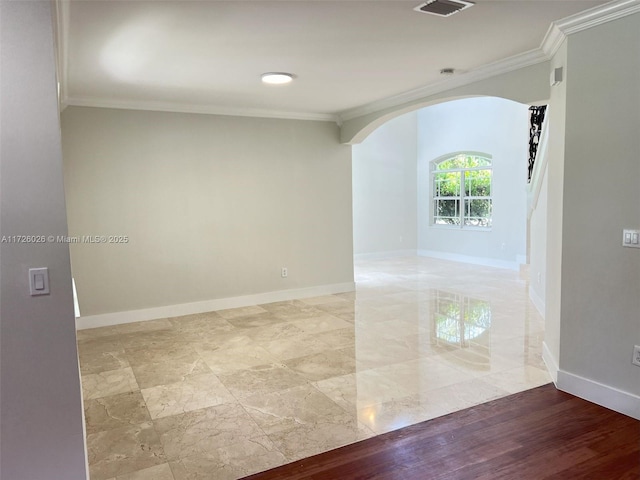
xmin=430 ymin=152 xmax=493 ymax=229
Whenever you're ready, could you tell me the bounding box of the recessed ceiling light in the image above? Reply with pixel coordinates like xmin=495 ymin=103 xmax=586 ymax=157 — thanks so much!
xmin=261 ymin=72 xmax=294 ymax=85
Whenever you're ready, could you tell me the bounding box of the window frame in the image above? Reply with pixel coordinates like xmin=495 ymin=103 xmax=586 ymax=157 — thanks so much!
xmin=430 ymin=152 xmax=493 ymax=229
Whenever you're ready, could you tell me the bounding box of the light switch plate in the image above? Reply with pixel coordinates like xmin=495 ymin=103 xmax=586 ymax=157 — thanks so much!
xmin=622 ymin=229 xmax=640 ymax=248
xmin=29 ymin=267 xmax=50 ymax=296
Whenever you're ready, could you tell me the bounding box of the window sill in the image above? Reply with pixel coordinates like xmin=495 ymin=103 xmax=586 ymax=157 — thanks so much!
xmin=429 ymin=225 xmax=492 ymax=232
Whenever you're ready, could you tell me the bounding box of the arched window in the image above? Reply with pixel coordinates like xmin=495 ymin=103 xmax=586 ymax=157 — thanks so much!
xmin=432 ymin=153 xmax=492 ymax=228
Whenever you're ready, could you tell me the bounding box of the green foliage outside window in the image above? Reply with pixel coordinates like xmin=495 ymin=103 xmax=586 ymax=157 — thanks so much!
xmin=433 ymin=154 xmax=492 ymax=227
xmin=434 ymin=292 xmax=492 ymax=346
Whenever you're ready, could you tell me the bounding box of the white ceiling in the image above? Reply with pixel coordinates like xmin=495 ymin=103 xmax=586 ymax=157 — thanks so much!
xmin=59 ymin=0 xmax=610 ymax=121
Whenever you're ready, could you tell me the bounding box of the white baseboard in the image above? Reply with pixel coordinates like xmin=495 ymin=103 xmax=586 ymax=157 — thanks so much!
xmin=542 ymin=341 xmax=559 ymax=384
xmin=354 ymin=249 xmax=417 ymax=261
xmin=76 ymin=282 xmax=355 ymax=330
xmin=557 ymin=370 xmax=640 ymax=420
xmin=417 ymin=249 xmax=519 ymax=270
xmin=529 ymin=285 xmax=545 ymax=317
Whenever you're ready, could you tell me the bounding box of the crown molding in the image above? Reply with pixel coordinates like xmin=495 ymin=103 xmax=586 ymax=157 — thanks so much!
xmin=542 ymin=0 xmax=640 ymax=57
xmin=340 ymin=0 xmax=640 ymax=123
xmin=540 ymin=23 xmax=565 ymax=59
xmin=64 ymin=96 xmax=339 ymax=123
xmin=338 ymin=48 xmax=547 ymax=122
xmin=556 ymin=0 xmax=640 ymax=35
xmin=56 ymin=0 xmax=640 ymax=124
xmin=54 ymin=0 xmax=335 ymax=123
xmin=53 ymin=0 xmax=70 ymax=106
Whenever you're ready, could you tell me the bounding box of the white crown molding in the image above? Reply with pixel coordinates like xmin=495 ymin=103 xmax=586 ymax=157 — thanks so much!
xmin=56 ymin=0 xmax=640 ymax=123
xmin=341 ymin=0 xmax=640 ymax=123
xmin=65 ymin=96 xmax=339 ymax=123
xmin=540 ymin=23 xmax=565 ymax=59
xmin=542 ymin=0 xmax=640 ymax=57
xmin=338 ymin=48 xmax=547 ymax=122
xmin=53 ymin=0 xmax=70 ymax=106
xmin=556 ymin=0 xmax=640 ymax=36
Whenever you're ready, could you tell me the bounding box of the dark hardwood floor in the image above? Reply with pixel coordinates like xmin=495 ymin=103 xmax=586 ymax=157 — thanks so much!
xmin=243 ymin=384 xmax=640 ymax=480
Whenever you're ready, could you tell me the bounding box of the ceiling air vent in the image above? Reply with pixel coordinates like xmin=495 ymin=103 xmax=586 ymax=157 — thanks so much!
xmin=414 ymin=0 xmax=475 ymax=17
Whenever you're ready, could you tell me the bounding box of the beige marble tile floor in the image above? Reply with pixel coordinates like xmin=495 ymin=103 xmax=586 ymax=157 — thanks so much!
xmin=77 ymin=256 xmax=551 ymax=480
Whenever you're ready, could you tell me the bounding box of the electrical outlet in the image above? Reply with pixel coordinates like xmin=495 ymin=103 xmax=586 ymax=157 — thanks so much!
xmin=281 ymin=267 xmax=288 ymax=278
xmin=633 ymin=345 xmax=640 ymax=367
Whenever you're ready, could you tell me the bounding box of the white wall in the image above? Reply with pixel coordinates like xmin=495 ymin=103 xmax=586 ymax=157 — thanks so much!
xmin=341 ymin=61 xmax=551 ymax=144
xmin=0 ymin=2 xmax=88 ymax=479
xmin=558 ymin=13 xmax=640 ymax=405
xmin=543 ymin=40 xmax=568 ymax=375
xmin=417 ymin=97 xmax=529 ymax=268
xmin=529 ymin=166 xmax=548 ymax=316
xmin=62 ymin=107 xmax=354 ymax=319
xmin=352 ymin=112 xmax=417 ymax=256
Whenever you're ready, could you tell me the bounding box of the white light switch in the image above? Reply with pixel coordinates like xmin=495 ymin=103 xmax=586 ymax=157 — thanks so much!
xmin=623 ymin=229 xmax=640 ymax=249
xmin=29 ymin=267 xmax=50 ymax=295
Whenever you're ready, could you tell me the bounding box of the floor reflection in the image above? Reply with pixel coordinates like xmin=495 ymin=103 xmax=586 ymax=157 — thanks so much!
xmin=433 ymin=291 xmax=492 ymax=371
xmin=349 ymin=257 xmax=550 ymax=436
xmin=77 ymin=256 xmax=551 ymax=480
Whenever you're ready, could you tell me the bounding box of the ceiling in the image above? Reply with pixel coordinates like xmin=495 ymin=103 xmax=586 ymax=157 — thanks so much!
xmin=58 ymin=0 xmax=611 ymax=122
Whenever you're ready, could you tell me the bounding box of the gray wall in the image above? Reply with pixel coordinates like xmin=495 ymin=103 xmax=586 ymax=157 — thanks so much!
xmin=0 ymin=2 xmax=88 ymax=479
xmin=559 ymin=13 xmax=640 ymax=397
xmin=417 ymin=97 xmax=529 ymax=267
xmin=62 ymin=107 xmax=354 ymax=317
xmin=352 ymin=112 xmax=417 ymax=256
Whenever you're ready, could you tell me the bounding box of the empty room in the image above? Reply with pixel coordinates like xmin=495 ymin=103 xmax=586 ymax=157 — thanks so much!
xmin=1 ymin=1 xmax=639 ymax=479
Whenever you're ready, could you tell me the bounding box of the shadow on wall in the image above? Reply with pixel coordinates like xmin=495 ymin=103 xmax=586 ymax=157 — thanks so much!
xmin=352 ymin=96 xmax=530 ymax=269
